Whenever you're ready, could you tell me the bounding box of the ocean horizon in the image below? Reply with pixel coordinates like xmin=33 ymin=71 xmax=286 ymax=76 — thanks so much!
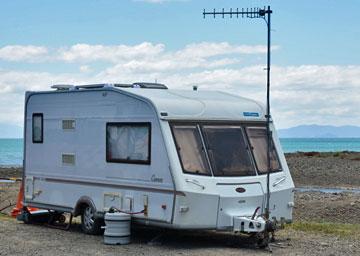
xmin=1 ymin=138 xmax=360 ymax=166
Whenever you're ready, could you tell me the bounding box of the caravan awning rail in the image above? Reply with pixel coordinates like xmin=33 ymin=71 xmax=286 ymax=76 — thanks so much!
xmin=51 ymin=82 xmax=168 ymax=91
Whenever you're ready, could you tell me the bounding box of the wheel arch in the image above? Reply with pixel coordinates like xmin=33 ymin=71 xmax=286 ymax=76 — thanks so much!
xmin=73 ymin=196 xmax=97 ymax=217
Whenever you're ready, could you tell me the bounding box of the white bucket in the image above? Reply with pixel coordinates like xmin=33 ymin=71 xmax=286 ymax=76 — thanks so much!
xmin=104 ymin=212 xmax=131 ymax=245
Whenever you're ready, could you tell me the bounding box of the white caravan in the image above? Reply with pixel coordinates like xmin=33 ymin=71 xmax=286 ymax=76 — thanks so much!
xmin=23 ymin=83 xmax=294 ymax=235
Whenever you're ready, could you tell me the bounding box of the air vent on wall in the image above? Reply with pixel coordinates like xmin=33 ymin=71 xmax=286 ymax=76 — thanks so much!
xmin=62 ymin=120 xmax=75 ymax=130
xmin=62 ymin=153 xmax=75 ymax=165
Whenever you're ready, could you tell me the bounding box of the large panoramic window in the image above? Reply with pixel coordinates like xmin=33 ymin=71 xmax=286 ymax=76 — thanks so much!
xmin=246 ymin=127 xmax=281 ymax=174
xmin=202 ymin=125 xmax=256 ymax=177
xmin=32 ymin=113 xmax=43 ymax=143
xmin=106 ymin=123 xmax=151 ymax=164
xmin=172 ymin=125 xmax=211 ymax=175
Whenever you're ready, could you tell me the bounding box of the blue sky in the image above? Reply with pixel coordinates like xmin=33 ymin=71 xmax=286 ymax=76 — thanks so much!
xmin=0 ymin=0 xmax=359 ymax=129
xmin=1 ymin=0 xmax=358 ymax=65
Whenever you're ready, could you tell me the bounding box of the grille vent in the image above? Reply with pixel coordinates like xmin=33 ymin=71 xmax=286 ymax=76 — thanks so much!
xmin=62 ymin=154 xmax=75 ymax=165
xmin=62 ymin=120 xmax=75 ymax=130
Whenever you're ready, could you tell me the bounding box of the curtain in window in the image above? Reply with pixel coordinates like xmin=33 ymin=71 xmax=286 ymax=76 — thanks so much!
xmin=202 ymin=126 xmax=255 ymax=176
xmin=246 ymin=127 xmax=281 ymax=173
xmin=107 ymin=124 xmax=149 ymax=162
xmin=172 ymin=125 xmax=210 ymax=175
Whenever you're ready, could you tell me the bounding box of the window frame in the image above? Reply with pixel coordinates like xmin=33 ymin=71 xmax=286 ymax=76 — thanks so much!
xmin=32 ymin=113 xmax=43 ymax=143
xmin=170 ymin=123 xmax=212 ymax=176
xmin=244 ymin=126 xmax=282 ymax=175
xmin=106 ymin=122 xmax=151 ymax=165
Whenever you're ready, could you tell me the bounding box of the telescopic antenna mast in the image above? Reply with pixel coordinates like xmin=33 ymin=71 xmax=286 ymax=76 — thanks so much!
xmin=203 ymin=6 xmax=273 ymax=220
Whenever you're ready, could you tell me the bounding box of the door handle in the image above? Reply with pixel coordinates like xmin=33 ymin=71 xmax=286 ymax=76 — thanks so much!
xmin=272 ymin=176 xmax=286 ymax=187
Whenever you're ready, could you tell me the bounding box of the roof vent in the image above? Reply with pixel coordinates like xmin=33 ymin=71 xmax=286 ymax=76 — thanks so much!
xmin=131 ymin=82 xmax=168 ymax=89
xmin=113 ymin=83 xmax=133 ymax=88
xmin=75 ymin=84 xmax=113 ymax=89
xmin=51 ymin=84 xmax=75 ymax=91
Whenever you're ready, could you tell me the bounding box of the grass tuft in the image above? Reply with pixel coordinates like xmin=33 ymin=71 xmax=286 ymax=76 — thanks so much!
xmin=0 ymin=212 xmax=13 ymax=220
xmin=287 ymin=221 xmax=360 ymax=238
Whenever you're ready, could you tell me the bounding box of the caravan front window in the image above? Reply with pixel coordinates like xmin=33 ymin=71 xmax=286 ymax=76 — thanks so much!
xmin=172 ymin=125 xmax=211 ymax=175
xmin=202 ymin=125 xmax=256 ymax=176
xmin=171 ymin=122 xmax=283 ymax=177
xmin=106 ymin=123 xmax=151 ymax=164
xmin=246 ymin=127 xmax=282 ymax=174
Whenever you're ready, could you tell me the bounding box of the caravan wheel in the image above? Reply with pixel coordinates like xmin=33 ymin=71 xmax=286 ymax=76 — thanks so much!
xmin=81 ymin=205 xmax=103 ymax=235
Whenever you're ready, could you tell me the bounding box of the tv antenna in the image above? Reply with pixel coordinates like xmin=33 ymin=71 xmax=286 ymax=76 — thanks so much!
xmin=203 ymin=6 xmax=274 ymax=226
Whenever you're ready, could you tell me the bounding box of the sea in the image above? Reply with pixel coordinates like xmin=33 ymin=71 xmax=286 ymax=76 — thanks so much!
xmin=0 ymin=138 xmax=360 ymax=166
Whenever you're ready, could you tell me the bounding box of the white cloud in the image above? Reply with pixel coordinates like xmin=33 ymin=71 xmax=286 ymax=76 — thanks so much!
xmin=0 ymin=42 xmax=275 ymax=67
xmin=0 ymin=42 xmax=359 ymax=129
xmin=0 ymin=45 xmax=48 ymax=62
xmin=98 ymin=64 xmax=360 ymax=128
xmin=67 ymin=42 xmax=274 ymax=73
xmin=57 ymin=42 xmax=165 ymax=63
xmin=56 ymin=42 xmax=273 ymax=70
xmin=79 ymin=65 xmax=91 ymax=73
xmin=178 ymin=42 xmax=278 ymax=58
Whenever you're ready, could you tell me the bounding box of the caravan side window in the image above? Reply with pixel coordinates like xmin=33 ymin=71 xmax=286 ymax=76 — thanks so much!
xmin=32 ymin=113 xmax=43 ymax=143
xmin=106 ymin=123 xmax=151 ymax=165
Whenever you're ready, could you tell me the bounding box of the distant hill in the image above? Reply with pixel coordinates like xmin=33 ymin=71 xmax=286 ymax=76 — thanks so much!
xmin=0 ymin=123 xmax=23 ymax=138
xmin=278 ymin=125 xmax=360 ymax=138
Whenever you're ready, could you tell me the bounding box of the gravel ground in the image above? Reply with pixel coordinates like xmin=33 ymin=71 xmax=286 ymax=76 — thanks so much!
xmin=0 ymin=181 xmax=19 ymax=214
xmin=0 ymin=166 xmax=22 ymax=179
xmin=1 ymin=153 xmax=360 ymax=255
xmin=294 ymin=192 xmax=360 ymax=224
xmin=286 ymin=152 xmax=360 ymax=188
xmin=0 ymin=215 xmax=359 ymax=256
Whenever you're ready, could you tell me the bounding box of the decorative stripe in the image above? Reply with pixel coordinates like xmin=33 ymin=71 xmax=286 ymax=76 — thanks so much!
xmin=44 ymin=177 xmax=186 ymax=196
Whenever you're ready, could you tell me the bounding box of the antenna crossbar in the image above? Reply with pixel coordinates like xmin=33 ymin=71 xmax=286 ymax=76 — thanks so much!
xmin=203 ymin=7 xmax=272 ymax=19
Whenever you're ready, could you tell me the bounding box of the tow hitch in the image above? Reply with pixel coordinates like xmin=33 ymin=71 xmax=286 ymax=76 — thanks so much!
xmin=233 ymin=205 xmax=278 ymax=250
xmin=233 ymin=216 xmax=266 ymax=233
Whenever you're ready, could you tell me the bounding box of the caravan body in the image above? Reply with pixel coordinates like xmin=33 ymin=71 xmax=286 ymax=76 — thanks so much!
xmin=23 ymin=83 xmax=294 ymax=233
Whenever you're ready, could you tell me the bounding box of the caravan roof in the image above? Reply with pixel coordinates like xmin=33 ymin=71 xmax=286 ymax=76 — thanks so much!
xmin=41 ymin=83 xmax=266 ymax=121
xmin=119 ymin=88 xmax=266 ymax=121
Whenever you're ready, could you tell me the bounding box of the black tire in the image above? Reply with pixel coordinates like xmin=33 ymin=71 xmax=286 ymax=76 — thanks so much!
xmin=23 ymin=211 xmax=31 ymax=224
xmin=81 ymin=205 xmax=103 ymax=235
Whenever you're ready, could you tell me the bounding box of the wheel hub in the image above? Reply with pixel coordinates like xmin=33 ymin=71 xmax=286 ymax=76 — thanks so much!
xmin=83 ymin=207 xmax=95 ymax=230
